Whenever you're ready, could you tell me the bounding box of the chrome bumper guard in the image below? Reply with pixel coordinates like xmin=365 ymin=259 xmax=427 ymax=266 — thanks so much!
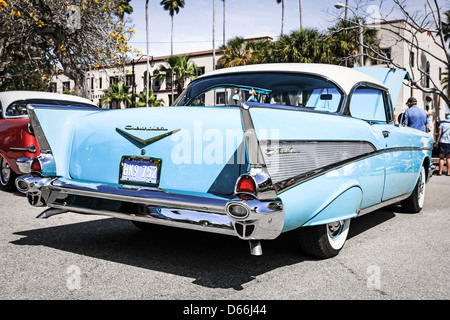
xmin=15 ymin=175 xmax=284 ymax=241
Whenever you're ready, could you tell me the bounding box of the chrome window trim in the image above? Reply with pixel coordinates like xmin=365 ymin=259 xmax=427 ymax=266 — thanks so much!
xmin=27 ymin=106 xmax=52 ymax=154
xmin=343 ymin=82 xmax=391 ymax=119
xmin=239 ymin=103 xmax=278 ymax=201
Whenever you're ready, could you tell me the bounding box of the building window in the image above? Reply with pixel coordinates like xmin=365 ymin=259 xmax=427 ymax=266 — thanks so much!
xmin=126 ymin=74 xmax=134 ymax=87
xmin=410 ymin=51 xmax=415 ymax=68
xmin=216 ymin=91 xmax=227 ymax=105
xmin=50 ymin=82 xmax=57 ymax=93
xmin=109 ymin=76 xmax=118 ymax=87
xmin=380 ymin=48 xmax=391 ymax=61
xmin=165 ymin=73 xmax=174 ymax=90
xmin=195 ymin=66 xmax=205 ymax=77
xmin=99 ymin=77 xmax=103 ymax=89
xmin=90 ymin=78 xmax=94 ymax=90
xmin=425 ymin=61 xmax=430 ymax=88
xmin=63 ymin=81 xmax=70 ymax=92
xmin=150 ymin=71 xmax=160 ymax=91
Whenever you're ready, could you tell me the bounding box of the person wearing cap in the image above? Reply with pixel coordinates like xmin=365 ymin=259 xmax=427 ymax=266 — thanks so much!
xmin=403 ymin=97 xmax=429 ymax=132
xmin=434 ymin=114 xmax=450 ymax=176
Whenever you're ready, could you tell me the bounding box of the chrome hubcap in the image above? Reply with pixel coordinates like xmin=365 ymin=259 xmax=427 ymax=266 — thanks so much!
xmin=417 ymin=168 xmax=425 ymax=207
xmin=327 ymin=220 xmax=344 ymax=239
xmin=1 ymin=158 xmax=11 ymax=184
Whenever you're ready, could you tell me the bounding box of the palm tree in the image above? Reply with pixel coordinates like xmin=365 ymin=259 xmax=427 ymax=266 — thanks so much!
xmin=136 ymin=89 xmax=164 ymax=107
xmin=217 ymin=37 xmax=257 ymax=68
xmin=443 ymin=10 xmax=450 ymax=45
xmin=276 ymin=0 xmax=285 ymax=35
xmin=328 ymin=18 xmax=380 ymax=67
xmin=160 ymin=0 xmax=185 ymax=56
xmin=275 ymin=29 xmax=336 ymax=64
xmin=100 ymin=83 xmax=132 ymax=109
xmin=154 ymin=55 xmax=197 ymax=97
xmin=117 ymin=0 xmax=133 ymax=19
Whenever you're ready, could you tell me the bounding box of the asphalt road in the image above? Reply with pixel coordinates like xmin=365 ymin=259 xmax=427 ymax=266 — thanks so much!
xmin=1 ymin=175 xmax=449 ymax=302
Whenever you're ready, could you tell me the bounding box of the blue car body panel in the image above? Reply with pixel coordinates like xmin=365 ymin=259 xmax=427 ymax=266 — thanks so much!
xmin=35 ymin=106 xmax=246 ymax=196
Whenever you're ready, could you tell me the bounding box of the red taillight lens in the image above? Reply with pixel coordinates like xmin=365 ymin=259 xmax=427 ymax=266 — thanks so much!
xmin=30 ymin=158 xmax=42 ymax=172
xmin=236 ymin=175 xmax=256 ymax=194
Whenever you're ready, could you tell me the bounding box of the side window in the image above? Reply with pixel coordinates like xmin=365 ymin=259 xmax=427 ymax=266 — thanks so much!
xmin=385 ymin=93 xmax=394 ymax=123
xmin=349 ymin=87 xmax=387 ymax=122
xmin=6 ymin=102 xmax=28 ymax=117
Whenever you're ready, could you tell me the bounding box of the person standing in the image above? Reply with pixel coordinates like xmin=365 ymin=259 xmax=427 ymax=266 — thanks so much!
xmin=404 ymin=97 xmax=430 ymax=132
xmin=434 ymin=114 xmax=450 ymax=176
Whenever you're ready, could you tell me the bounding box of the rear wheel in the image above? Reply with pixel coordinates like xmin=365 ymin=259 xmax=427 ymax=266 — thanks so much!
xmin=401 ymin=166 xmax=426 ymax=213
xmin=297 ymin=219 xmax=351 ymax=259
xmin=0 ymin=157 xmax=17 ymax=191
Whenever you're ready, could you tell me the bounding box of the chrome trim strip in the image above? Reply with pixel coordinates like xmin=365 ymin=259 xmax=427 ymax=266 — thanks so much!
xmin=358 ymin=193 xmax=412 ymax=216
xmin=27 ymin=106 xmax=52 ymax=154
xmin=116 ymin=128 xmax=181 ymax=148
xmin=9 ymin=147 xmax=29 ymax=152
xmin=240 ymin=103 xmax=278 ymax=200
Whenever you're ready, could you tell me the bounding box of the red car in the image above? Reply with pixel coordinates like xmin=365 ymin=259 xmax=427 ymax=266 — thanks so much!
xmin=0 ymin=91 xmax=97 ymax=191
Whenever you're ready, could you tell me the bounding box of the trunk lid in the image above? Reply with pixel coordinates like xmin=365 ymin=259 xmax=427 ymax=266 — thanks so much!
xmin=65 ymin=107 xmax=246 ymax=196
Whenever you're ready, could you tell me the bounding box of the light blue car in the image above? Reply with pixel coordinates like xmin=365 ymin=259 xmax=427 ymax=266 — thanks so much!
xmin=16 ymin=64 xmax=433 ymax=259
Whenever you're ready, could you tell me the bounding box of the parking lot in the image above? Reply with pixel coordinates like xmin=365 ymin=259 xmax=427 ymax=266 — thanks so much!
xmin=1 ymin=175 xmax=449 ymax=302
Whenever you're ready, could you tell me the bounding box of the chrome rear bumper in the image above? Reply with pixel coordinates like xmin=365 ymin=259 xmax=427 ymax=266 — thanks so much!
xmin=15 ymin=175 xmax=284 ymax=241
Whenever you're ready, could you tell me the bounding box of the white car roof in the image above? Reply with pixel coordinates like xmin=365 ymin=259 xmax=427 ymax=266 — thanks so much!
xmin=198 ymin=63 xmax=388 ymax=94
xmin=0 ymin=90 xmax=96 ymax=108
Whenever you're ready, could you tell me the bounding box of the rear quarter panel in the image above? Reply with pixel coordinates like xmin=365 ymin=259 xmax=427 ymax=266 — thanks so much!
xmin=248 ymin=107 xmax=385 ymax=232
xmin=0 ymin=118 xmax=39 ymax=174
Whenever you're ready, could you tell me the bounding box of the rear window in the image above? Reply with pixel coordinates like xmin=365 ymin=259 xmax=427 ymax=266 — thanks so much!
xmin=174 ymin=72 xmax=344 ymax=113
xmin=4 ymin=99 xmax=96 ymax=118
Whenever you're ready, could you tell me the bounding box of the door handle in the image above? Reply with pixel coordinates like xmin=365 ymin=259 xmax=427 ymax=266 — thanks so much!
xmin=382 ymin=130 xmax=390 ymax=138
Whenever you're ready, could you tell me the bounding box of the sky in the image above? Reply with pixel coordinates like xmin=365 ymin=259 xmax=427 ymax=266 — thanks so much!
xmin=127 ymin=0 xmax=448 ymax=58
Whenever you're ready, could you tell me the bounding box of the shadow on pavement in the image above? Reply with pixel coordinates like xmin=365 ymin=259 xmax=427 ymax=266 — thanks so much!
xmin=11 ymin=206 xmax=397 ymax=290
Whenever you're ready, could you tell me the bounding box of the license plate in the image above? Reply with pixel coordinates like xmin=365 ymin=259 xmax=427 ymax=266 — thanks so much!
xmin=119 ymin=156 xmax=161 ymax=186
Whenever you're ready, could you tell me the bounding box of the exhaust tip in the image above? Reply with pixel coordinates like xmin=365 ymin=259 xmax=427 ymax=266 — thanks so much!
xmin=226 ymin=203 xmax=250 ymax=219
xmin=15 ymin=178 xmax=30 ymax=193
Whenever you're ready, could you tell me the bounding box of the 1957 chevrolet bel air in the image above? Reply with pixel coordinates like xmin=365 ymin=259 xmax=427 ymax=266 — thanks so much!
xmin=15 ymin=64 xmax=433 ymax=258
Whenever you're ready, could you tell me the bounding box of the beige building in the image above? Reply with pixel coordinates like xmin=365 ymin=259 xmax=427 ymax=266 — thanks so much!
xmin=51 ymin=48 xmax=224 ymax=108
xmin=372 ymin=20 xmax=448 ymax=137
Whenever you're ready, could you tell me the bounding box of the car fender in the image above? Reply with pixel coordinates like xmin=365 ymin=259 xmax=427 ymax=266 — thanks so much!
xmin=302 ymin=185 xmax=362 ymax=227
xmin=279 ymin=169 xmax=363 ymax=232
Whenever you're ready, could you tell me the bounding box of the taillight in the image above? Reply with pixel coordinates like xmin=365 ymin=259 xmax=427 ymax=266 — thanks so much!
xmin=236 ymin=175 xmax=256 ymax=197
xmin=30 ymin=158 xmax=42 ymax=172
